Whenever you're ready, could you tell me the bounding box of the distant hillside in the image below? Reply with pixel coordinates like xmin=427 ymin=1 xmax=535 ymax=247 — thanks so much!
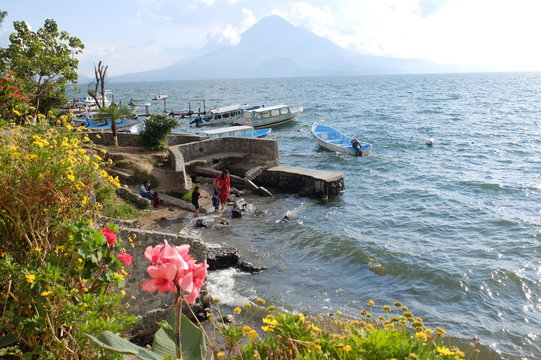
xmin=111 ymin=15 xmax=471 ymax=83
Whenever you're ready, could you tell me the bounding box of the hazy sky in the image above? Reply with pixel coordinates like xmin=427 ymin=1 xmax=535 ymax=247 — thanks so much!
xmin=2 ymin=0 xmax=541 ymax=76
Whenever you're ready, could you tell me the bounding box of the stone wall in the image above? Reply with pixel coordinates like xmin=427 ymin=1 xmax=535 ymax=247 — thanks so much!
xmin=118 ymin=228 xmax=207 ymax=317
xmin=256 ymin=166 xmax=345 ymax=198
xmin=86 ymin=132 xmax=204 ymax=147
xmin=172 ymin=137 xmax=279 ymax=164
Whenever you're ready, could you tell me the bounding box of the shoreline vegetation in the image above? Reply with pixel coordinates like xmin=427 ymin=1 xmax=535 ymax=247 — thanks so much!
xmin=0 ymin=16 xmax=493 ymax=359
xmin=0 ymin=117 xmax=485 ymax=359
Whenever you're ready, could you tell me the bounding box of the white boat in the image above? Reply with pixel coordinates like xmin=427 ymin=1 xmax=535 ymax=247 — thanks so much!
xmin=243 ymin=104 xmax=303 ymax=128
xmin=73 ymin=117 xmax=143 ymax=134
xmin=152 ymin=94 xmax=168 ymax=100
xmin=192 ymin=104 xmax=261 ymax=126
xmin=196 ymin=125 xmax=271 ymax=138
xmin=311 ymin=122 xmax=372 ymax=156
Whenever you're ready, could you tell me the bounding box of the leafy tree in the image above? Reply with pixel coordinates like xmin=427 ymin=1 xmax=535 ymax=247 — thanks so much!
xmin=0 ymin=11 xmax=7 ymax=27
xmin=0 ymin=19 xmax=84 ymax=117
xmin=94 ymin=104 xmax=132 ymax=146
xmin=140 ymin=114 xmax=180 ymax=149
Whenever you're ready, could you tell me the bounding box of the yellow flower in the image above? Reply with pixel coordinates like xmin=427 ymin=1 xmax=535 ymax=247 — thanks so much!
xmin=81 ymin=195 xmax=88 ymax=205
xmin=436 ymin=346 xmax=455 ymax=356
xmin=55 ymin=245 xmax=65 ymax=251
xmin=100 ymin=170 xmax=109 ymax=178
xmin=216 ymin=352 xmax=225 ymax=359
xmin=415 ymin=332 xmax=428 ymax=342
xmin=256 ymin=298 xmax=266 ymax=305
xmin=25 ymin=274 xmax=36 ymax=284
xmin=436 ymin=327 xmax=446 ymax=336
xmin=82 ymin=303 xmax=88 ymax=308
xmin=383 ymin=305 xmax=391 ymax=312
xmin=41 ymin=291 xmax=53 ymax=297
xmin=242 ymin=325 xmax=252 ymax=334
xmin=247 ymin=329 xmax=259 ymax=341
xmin=113 ymin=272 xmax=126 ymax=281
xmin=310 ymin=323 xmax=322 ymax=333
xmin=93 ymin=154 xmax=103 ymax=161
xmin=267 ymin=305 xmax=276 ymax=311
xmin=244 ymin=301 xmax=253 ymax=308
xmin=234 ymin=306 xmax=242 ymax=314
xmin=368 ymin=299 xmax=374 ymax=307
xmin=35 ymin=247 xmax=43 ymax=253
xmin=12 ymin=109 xmax=21 ymax=116
xmin=120 ymin=290 xmax=126 ymax=296
xmin=297 ymin=314 xmax=305 ymax=323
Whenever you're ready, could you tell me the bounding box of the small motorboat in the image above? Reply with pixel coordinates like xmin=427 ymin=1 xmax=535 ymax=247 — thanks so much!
xmin=243 ymin=104 xmax=303 ymax=128
xmin=152 ymin=94 xmax=168 ymax=100
xmin=311 ymin=122 xmax=372 ymax=156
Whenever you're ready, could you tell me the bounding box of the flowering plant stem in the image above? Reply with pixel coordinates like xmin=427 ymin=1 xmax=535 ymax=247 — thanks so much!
xmin=175 ymin=295 xmax=183 ymax=359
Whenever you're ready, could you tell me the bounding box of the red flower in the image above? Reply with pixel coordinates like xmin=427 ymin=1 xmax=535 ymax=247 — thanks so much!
xmin=116 ymin=253 xmax=132 ymax=267
xmin=100 ymin=228 xmax=117 ymax=245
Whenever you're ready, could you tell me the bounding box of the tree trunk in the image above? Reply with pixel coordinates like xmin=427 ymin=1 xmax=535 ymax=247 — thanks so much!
xmin=112 ymin=120 xmax=118 ymax=146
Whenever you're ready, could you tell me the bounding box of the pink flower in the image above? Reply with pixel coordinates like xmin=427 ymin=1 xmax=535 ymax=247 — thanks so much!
xmin=100 ymin=228 xmax=117 ymax=245
xmin=141 ymin=240 xmax=208 ymax=302
xmin=116 ymin=253 xmax=132 ymax=267
xmin=141 ymin=263 xmax=178 ymax=294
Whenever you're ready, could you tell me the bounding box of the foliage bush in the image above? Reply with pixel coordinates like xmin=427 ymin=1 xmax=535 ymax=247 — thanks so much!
xmin=206 ymin=300 xmax=477 ymax=360
xmin=140 ymin=114 xmax=180 ymax=150
xmin=0 ymin=119 xmax=136 ymax=359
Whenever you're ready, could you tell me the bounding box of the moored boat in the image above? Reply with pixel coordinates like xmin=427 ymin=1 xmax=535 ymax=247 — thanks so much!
xmin=243 ymin=104 xmax=303 ymax=128
xmin=73 ymin=117 xmax=144 ymax=134
xmin=311 ymin=122 xmax=372 ymax=156
xmin=196 ymin=125 xmax=271 ymax=138
xmin=192 ymin=104 xmax=261 ymax=126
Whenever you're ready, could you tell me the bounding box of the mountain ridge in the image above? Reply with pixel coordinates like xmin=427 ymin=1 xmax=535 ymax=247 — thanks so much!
xmin=111 ymin=15 xmax=473 ymax=83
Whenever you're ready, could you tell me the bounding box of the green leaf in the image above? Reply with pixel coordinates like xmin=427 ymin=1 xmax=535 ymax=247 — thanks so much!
xmin=85 ymin=331 xmax=162 ymax=360
xmin=0 ymin=333 xmax=16 ymax=348
xmin=152 ymin=308 xmax=207 ymax=360
xmin=151 ymin=327 xmax=177 ymax=358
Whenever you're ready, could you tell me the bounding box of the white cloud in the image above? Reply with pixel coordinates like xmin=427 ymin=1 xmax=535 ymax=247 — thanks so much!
xmin=193 ymin=0 xmax=215 ymax=6
xmin=207 ymin=7 xmax=256 ymax=45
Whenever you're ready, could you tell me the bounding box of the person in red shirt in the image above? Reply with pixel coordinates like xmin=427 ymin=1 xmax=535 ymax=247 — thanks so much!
xmin=214 ymin=169 xmax=230 ymax=212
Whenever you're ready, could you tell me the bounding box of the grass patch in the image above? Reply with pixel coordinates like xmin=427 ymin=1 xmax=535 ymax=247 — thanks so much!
xmin=96 ymin=183 xmax=141 ymax=219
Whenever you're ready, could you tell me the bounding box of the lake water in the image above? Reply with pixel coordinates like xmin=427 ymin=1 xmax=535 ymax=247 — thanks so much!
xmin=77 ymin=72 xmax=541 ymax=359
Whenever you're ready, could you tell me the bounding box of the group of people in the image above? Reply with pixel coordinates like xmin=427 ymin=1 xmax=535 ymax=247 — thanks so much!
xmin=138 ymin=170 xmax=231 ymax=217
xmin=191 ymin=169 xmax=230 ymax=217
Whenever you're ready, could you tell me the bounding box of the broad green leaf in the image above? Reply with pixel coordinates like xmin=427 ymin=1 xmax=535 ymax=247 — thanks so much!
xmin=152 ymin=308 xmax=207 ymax=360
xmin=0 ymin=333 xmax=16 ymax=348
xmin=85 ymin=331 xmax=162 ymax=360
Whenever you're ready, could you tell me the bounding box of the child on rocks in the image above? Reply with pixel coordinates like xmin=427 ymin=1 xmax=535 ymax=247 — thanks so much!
xmin=211 ymin=190 xmax=220 ymax=213
xmin=191 ymin=186 xmax=204 ymax=217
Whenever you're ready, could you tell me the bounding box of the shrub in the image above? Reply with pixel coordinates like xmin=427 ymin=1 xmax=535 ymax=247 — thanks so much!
xmin=140 ymin=114 xmax=179 ymax=150
xmin=0 ymin=119 xmax=135 ymax=359
xmin=206 ymin=300 xmax=476 ymax=360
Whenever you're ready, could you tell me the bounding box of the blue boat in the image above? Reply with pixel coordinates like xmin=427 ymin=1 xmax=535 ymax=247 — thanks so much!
xmin=311 ymin=122 xmax=372 ymax=156
xmin=73 ymin=116 xmax=144 ymax=134
xmin=197 ymin=125 xmax=271 ymax=138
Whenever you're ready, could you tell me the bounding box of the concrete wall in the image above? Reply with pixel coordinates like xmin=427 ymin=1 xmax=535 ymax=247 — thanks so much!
xmin=172 ymin=137 xmax=279 ymax=164
xmin=256 ymin=167 xmax=345 ymax=198
xmin=86 ymin=132 xmax=204 ymax=147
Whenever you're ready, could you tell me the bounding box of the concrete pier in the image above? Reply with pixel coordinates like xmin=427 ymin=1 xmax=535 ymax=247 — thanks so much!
xmin=257 ymin=165 xmax=344 ymax=198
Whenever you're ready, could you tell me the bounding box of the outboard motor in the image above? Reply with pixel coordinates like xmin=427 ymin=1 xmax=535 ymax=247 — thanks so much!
xmin=351 ymin=138 xmax=363 ymax=156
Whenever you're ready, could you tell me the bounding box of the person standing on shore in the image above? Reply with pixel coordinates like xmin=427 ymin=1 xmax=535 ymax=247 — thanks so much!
xmin=191 ymin=186 xmax=203 ymax=217
xmin=214 ymin=169 xmax=230 ymax=212
xmin=212 ymin=190 xmax=220 ymax=213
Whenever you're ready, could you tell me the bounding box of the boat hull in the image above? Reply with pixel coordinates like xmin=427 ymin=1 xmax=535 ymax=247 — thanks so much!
xmin=311 ymin=122 xmax=372 ymax=156
xmin=246 ymin=106 xmax=303 ymax=129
